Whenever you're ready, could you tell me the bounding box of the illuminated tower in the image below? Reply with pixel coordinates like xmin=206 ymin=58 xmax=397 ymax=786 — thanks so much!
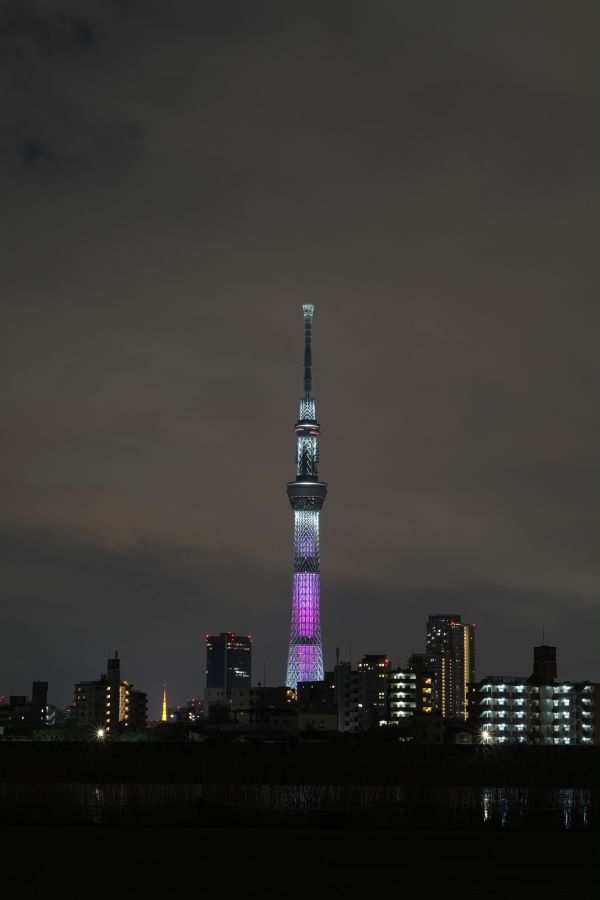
xmin=286 ymin=304 xmax=327 ymax=689
xmin=161 ymin=685 xmax=167 ymax=722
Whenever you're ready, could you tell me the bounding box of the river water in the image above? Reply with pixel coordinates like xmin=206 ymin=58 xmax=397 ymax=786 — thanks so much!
xmin=0 ymin=783 xmax=597 ymax=828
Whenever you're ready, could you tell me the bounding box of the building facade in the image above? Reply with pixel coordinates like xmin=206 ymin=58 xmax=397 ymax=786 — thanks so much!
xmin=425 ymin=614 xmax=475 ymax=721
xmin=129 ymin=689 xmax=148 ymax=729
xmin=388 ymin=670 xmax=417 ymax=722
xmin=204 ymin=632 xmax=252 ymax=720
xmin=334 ymin=661 xmax=360 ymax=732
xmin=469 ymin=648 xmax=598 ymax=745
xmin=356 ymin=654 xmax=391 ymax=729
xmin=470 ymin=677 xmax=597 ymax=745
xmin=297 ymin=674 xmax=337 ymax=732
xmin=286 ymin=305 xmax=327 ymax=689
xmin=406 ymin=654 xmax=435 ymax=714
xmin=205 ymin=633 xmax=252 ymax=690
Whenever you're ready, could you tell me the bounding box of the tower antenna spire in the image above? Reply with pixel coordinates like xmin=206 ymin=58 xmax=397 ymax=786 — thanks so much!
xmin=303 ymin=304 xmax=314 ymax=398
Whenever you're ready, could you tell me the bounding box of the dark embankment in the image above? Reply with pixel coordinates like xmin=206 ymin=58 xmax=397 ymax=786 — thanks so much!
xmin=1 ymin=740 xmax=599 ymax=786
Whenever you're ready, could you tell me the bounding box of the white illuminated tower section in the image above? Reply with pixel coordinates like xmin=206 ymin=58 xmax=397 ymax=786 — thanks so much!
xmin=286 ymin=304 xmax=327 ymax=689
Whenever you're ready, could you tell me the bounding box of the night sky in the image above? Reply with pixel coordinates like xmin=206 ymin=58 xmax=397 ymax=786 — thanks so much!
xmin=1 ymin=1 xmax=599 ymax=715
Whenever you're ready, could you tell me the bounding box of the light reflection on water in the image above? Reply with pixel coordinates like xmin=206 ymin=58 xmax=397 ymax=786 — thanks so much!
xmin=0 ymin=783 xmax=596 ymax=829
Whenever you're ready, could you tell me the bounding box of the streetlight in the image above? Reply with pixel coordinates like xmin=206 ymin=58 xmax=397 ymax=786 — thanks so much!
xmin=96 ymin=728 xmax=105 ymax=740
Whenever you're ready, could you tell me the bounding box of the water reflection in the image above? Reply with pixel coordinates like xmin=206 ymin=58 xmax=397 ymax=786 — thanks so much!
xmin=0 ymin=782 xmax=596 ymax=829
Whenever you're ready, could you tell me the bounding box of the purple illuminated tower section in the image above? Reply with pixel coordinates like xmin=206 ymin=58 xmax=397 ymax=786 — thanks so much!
xmin=286 ymin=304 xmax=327 ymax=690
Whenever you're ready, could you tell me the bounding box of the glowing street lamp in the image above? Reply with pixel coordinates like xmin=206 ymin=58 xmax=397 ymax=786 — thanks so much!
xmin=96 ymin=728 xmax=105 ymax=740
xmin=480 ymin=726 xmax=493 ymax=744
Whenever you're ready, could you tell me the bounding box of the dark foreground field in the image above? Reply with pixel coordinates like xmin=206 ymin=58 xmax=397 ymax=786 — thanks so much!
xmin=1 ymin=826 xmax=599 ymax=900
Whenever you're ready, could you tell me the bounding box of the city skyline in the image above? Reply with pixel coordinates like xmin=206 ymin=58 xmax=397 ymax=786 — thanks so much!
xmin=1 ymin=3 xmax=599 ymax=714
xmin=0 ymin=613 xmax=591 ymax=717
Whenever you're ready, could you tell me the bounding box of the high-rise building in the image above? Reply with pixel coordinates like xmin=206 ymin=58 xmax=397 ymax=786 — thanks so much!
xmin=204 ymin=633 xmax=252 ymax=721
xmin=286 ymin=305 xmax=327 ymax=689
xmin=425 ymin=614 xmax=475 ymax=721
xmin=205 ymin=633 xmax=252 ymax=689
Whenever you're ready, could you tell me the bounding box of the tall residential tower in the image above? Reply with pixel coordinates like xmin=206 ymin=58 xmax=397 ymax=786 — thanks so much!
xmin=425 ymin=614 xmax=475 ymax=721
xmin=286 ymin=305 xmax=327 ymax=689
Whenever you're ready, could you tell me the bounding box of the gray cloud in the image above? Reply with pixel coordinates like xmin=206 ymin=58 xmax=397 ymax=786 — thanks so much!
xmin=1 ymin=1 xmax=598 ymax=704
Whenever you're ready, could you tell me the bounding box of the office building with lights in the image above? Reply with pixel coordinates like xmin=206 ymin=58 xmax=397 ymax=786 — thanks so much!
xmin=206 ymin=633 xmax=252 ymax=689
xmin=425 ymin=614 xmax=475 ymax=721
xmin=286 ymin=305 xmax=327 ymax=690
xmin=204 ymin=633 xmax=252 ymax=720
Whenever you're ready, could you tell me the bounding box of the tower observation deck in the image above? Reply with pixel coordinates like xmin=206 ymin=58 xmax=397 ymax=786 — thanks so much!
xmin=286 ymin=304 xmax=327 ymax=689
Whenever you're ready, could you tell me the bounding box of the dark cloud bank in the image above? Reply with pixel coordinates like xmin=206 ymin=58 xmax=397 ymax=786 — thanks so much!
xmin=1 ymin=526 xmax=596 ymax=713
xmin=1 ymin=1 xmax=598 ymax=710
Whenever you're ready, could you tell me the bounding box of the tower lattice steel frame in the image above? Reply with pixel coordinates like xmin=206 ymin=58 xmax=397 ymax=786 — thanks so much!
xmin=286 ymin=304 xmax=327 ymax=689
